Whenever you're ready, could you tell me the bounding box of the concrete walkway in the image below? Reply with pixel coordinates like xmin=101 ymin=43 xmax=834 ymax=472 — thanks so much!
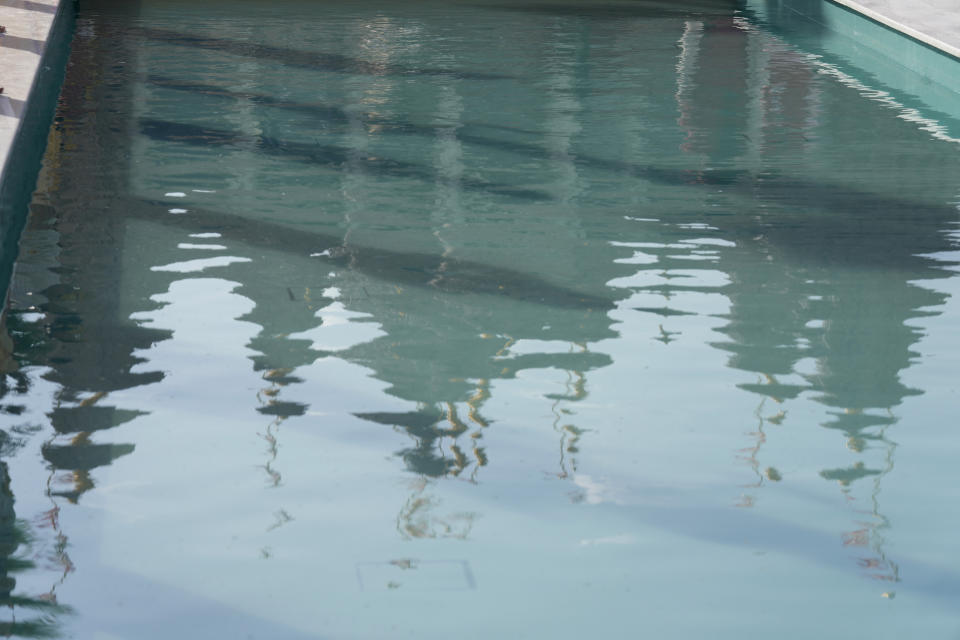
xmin=833 ymin=0 xmax=960 ymax=58
xmin=0 ymin=0 xmax=64 ymax=186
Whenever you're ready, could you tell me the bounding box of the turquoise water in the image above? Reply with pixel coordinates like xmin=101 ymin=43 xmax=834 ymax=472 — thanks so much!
xmin=1 ymin=0 xmax=960 ymax=637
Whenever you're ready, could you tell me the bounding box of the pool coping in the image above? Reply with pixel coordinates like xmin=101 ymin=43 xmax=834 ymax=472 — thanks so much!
xmin=0 ymin=0 xmax=73 ymax=303
xmin=828 ymin=0 xmax=960 ymax=61
xmin=0 ymin=0 xmax=71 ymax=190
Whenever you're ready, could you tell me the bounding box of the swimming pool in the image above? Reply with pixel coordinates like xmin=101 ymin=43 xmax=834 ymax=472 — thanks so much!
xmin=1 ymin=0 xmax=959 ymax=637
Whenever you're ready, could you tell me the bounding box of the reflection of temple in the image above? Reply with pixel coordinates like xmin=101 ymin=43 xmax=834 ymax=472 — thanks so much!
xmin=0 ymin=1 xmax=957 ymax=621
xmin=118 ymin=4 xmax=632 ymax=500
xmin=671 ymin=11 xmax=960 ymax=582
xmin=1 ymin=0 xmax=642 ymax=559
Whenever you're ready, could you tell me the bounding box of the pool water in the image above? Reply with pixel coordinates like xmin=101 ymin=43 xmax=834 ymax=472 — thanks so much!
xmin=1 ymin=0 xmax=959 ymax=637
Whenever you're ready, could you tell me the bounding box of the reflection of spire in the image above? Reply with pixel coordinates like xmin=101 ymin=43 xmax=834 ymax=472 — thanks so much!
xmin=546 ymin=344 xmax=590 ymax=481
xmin=826 ymin=414 xmax=901 ymax=584
xmin=860 ymin=433 xmax=900 ymax=584
xmin=0 ymin=460 xmax=72 ymax=637
xmin=256 ymin=369 xmax=307 ymax=419
xmin=33 ymin=490 xmax=74 ymax=608
xmin=735 ymin=396 xmax=783 ymax=508
xmin=254 ymin=368 xmax=310 ymax=490
xmin=395 ymin=478 xmax=476 ymax=541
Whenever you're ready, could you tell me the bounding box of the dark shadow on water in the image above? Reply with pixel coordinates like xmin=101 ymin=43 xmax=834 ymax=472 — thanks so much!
xmin=147 ymin=75 xmax=353 ymax=123
xmin=638 ymin=500 xmax=960 ymax=607
xmin=124 ymin=197 xmax=616 ymax=313
xmin=140 ymin=77 xmax=752 ymax=189
xmin=139 ymin=119 xmax=553 ymax=202
xmin=134 ymin=27 xmax=515 ymax=81
xmin=142 ymin=77 xmax=960 ymax=230
xmin=146 ymin=74 xmax=549 ymax=137
xmin=479 ymin=0 xmax=741 ymax=20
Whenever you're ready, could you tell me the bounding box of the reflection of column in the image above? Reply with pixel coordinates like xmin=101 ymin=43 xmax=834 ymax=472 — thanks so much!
xmin=677 ymin=16 xmax=749 ymax=162
xmin=687 ymin=17 xmax=960 ymax=583
xmin=682 ymin=20 xmax=810 ymax=509
xmin=741 ymin=18 xmax=769 ymax=171
xmin=675 ymin=20 xmax=704 ymax=156
xmin=222 ymin=26 xmax=268 ymax=193
xmin=430 ymin=65 xmax=465 ymax=270
xmin=541 ymin=26 xmax=583 ymax=206
xmin=339 ymin=16 xmax=406 ymax=252
xmin=809 ymin=270 xmax=936 ymax=499
xmin=678 ymin=16 xmax=811 ymax=397
xmin=537 ymin=24 xmax=593 ymax=480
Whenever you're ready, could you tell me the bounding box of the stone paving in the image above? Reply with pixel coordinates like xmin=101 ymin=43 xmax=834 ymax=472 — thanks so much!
xmin=0 ymin=0 xmax=63 ymax=183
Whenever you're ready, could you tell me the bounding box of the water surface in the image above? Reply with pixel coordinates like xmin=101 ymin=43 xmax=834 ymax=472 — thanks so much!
xmin=1 ymin=0 xmax=959 ymax=637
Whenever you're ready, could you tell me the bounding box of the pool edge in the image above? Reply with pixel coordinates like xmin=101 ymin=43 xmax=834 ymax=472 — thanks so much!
xmin=826 ymin=0 xmax=960 ymax=61
xmin=0 ymin=0 xmax=75 ymax=304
